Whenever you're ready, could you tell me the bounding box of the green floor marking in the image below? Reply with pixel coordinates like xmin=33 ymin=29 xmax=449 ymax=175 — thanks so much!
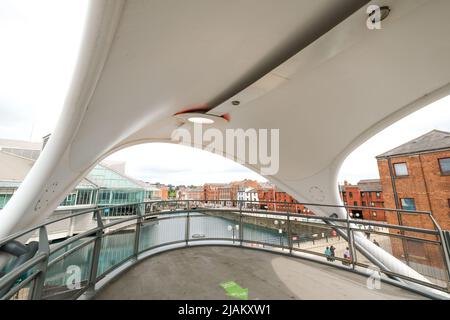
xmin=220 ymin=281 xmax=248 ymax=300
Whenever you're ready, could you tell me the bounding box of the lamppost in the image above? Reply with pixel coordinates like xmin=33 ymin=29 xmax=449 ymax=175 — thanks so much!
xmin=228 ymin=224 xmax=240 ymax=244
xmin=273 ymin=220 xmax=285 ymax=247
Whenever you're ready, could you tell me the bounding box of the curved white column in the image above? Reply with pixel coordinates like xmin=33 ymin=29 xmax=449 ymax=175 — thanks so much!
xmin=0 ymin=0 xmax=126 ymax=237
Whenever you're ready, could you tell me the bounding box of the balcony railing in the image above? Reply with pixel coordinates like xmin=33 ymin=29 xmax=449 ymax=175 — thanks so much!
xmin=0 ymin=200 xmax=449 ymax=300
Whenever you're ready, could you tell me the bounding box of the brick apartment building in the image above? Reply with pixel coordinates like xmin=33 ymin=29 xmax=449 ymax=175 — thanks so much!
xmin=177 ymin=186 xmax=204 ymax=201
xmin=257 ymin=185 xmax=309 ymax=213
xmin=188 ymin=180 xmax=308 ymax=213
xmin=160 ymin=186 xmax=169 ymax=200
xmin=204 ymin=180 xmax=260 ymax=206
xmin=339 ymin=179 xmax=385 ymax=221
xmin=376 ymin=130 xmax=450 ymax=269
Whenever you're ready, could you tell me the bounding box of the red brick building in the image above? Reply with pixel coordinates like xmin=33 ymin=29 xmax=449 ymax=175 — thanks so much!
xmin=177 ymin=186 xmax=205 ymax=201
xmin=339 ymin=179 xmax=385 ymax=221
xmin=204 ymin=180 xmax=260 ymax=206
xmin=201 ymin=180 xmax=308 ymax=212
xmin=257 ymin=186 xmax=309 ymax=213
xmin=160 ymin=186 xmax=169 ymax=200
xmin=203 ymin=183 xmax=222 ymax=203
xmin=376 ymin=130 xmax=450 ymax=269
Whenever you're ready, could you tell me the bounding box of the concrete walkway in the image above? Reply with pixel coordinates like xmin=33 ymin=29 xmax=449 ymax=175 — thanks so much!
xmin=95 ymin=246 xmax=426 ymax=300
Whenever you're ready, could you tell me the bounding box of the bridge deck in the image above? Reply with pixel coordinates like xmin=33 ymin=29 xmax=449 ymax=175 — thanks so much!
xmin=95 ymin=246 xmax=426 ymax=300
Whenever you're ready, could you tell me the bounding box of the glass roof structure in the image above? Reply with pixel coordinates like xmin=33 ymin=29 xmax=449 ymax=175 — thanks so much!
xmin=86 ymin=165 xmax=143 ymax=190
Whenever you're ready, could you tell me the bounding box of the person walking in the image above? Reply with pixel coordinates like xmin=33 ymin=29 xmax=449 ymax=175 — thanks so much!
xmin=343 ymin=247 xmax=351 ymax=266
xmin=324 ymin=246 xmax=332 ymax=261
xmin=330 ymin=245 xmax=336 ymax=262
xmin=373 ymin=239 xmax=380 ymax=247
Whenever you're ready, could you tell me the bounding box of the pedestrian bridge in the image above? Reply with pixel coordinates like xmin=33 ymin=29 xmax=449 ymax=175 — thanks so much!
xmin=94 ymin=246 xmax=425 ymax=300
xmin=0 ymin=201 xmax=448 ymax=300
xmin=2 ymin=0 xmax=450 ymax=300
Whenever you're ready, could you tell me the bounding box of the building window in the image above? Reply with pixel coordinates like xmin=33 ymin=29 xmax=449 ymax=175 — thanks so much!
xmin=401 ymin=198 xmax=416 ymax=211
xmin=394 ymin=162 xmax=408 ymax=176
xmin=0 ymin=193 xmax=13 ymax=209
xmin=361 ymin=192 xmax=365 ymax=197
xmin=362 ymin=201 xmax=366 ymax=206
xmin=372 ymin=212 xmax=377 ymax=217
xmin=353 ymin=201 xmax=358 ymax=206
xmin=376 ymin=192 xmax=381 ymax=199
xmin=438 ymin=158 xmax=450 ymax=175
xmin=61 ymin=193 xmax=77 ymax=206
xmin=99 ymin=190 xmax=111 ymax=204
xmin=76 ymin=190 xmax=92 ymax=205
xmin=349 ymin=192 xmax=353 ymax=199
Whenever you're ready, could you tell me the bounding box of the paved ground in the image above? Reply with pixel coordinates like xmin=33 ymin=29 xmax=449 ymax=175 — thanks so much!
xmin=95 ymin=246 xmax=426 ymax=300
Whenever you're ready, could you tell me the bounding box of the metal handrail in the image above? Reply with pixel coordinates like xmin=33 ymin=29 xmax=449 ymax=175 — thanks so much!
xmin=236 ymin=199 xmax=433 ymax=215
xmin=48 ymin=238 xmax=96 ymax=268
xmin=0 ymin=252 xmax=47 ymax=290
xmin=1 ymin=200 xmax=449 ymax=300
xmin=0 ymin=201 xmax=441 ymax=251
xmin=0 ymin=202 xmax=145 ymax=247
xmin=142 ymin=206 xmax=439 ymax=234
xmin=1 ymin=272 xmax=36 ymax=300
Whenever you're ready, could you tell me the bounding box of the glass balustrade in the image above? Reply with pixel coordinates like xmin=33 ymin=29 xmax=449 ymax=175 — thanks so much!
xmin=1 ymin=200 xmax=449 ymax=300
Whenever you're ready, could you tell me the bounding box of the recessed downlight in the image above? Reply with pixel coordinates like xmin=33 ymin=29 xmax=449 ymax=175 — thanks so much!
xmin=187 ymin=117 xmax=214 ymax=124
xmin=174 ymin=112 xmax=228 ymax=125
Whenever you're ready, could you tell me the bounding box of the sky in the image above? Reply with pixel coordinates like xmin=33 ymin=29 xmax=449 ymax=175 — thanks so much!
xmin=0 ymin=0 xmax=88 ymax=141
xmin=107 ymin=143 xmax=266 ymax=186
xmin=1 ymin=0 xmax=450 ymax=186
xmin=337 ymin=95 xmax=450 ymax=184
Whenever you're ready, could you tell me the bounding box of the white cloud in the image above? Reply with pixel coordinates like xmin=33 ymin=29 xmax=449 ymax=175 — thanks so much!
xmin=338 ymin=94 xmax=450 ymax=184
xmin=106 ymin=143 xmax=266 ymax=185
xmin=0 ymin=0 xmax=88 ymax=141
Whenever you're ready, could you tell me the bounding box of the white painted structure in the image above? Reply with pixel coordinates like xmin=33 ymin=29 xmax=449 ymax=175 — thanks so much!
xmin=237 ymin=188 xmax=259 ymax=208
xmin=2 ymin=0 xmax=450 ymax=291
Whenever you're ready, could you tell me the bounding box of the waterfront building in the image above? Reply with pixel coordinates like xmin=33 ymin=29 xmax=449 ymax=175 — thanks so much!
xmin=257 ymin=184 xmax=309 ymax=214
xmin=237 ymin=187 xmax=259 ymax=209
xmin=376 ymin=130 xmax=450 ymax=271
xmin=0 ymin=139 xmax=161 ymax=213
xmin=339 ymin=179 xmax=385 ymax=221
xmin=177 ymin=186 xmax=204 ymax=201
xmin=377 ymin=130 xmax=450 ymax=231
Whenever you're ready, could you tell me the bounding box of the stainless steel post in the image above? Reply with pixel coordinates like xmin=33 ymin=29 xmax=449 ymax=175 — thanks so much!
xmin=442 ymin=231 xmax=450 ymax=290
xmin=185 ymin=210 xmax=190 ymax=246
xmin=346 ymin=213 xmax=356 ymax=270
xmin=133 ymin=204 xmax=142 ymax=259
xmin=430 ymin=214 xmax=450 ymax=290
xmin=31 ymin=226 xmax=50 ymax=300
xmin=287 ymin=204 xmax=293 ymax=254
xmin=87 ymin=209 xmax=104 ymax=292
xmin=239 ymin=201 xmax=243 ymax=246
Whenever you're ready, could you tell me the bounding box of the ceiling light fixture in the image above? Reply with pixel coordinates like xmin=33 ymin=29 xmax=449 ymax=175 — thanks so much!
xmin=174 ymin=112 xmax=228 ymax=125
xmin=187 ymin=117 xmax=215 ymax=124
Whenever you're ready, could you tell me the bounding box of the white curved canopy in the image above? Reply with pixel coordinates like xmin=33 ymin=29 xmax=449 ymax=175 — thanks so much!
xmin=2 ymin=0 xmax=450 ymax=290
